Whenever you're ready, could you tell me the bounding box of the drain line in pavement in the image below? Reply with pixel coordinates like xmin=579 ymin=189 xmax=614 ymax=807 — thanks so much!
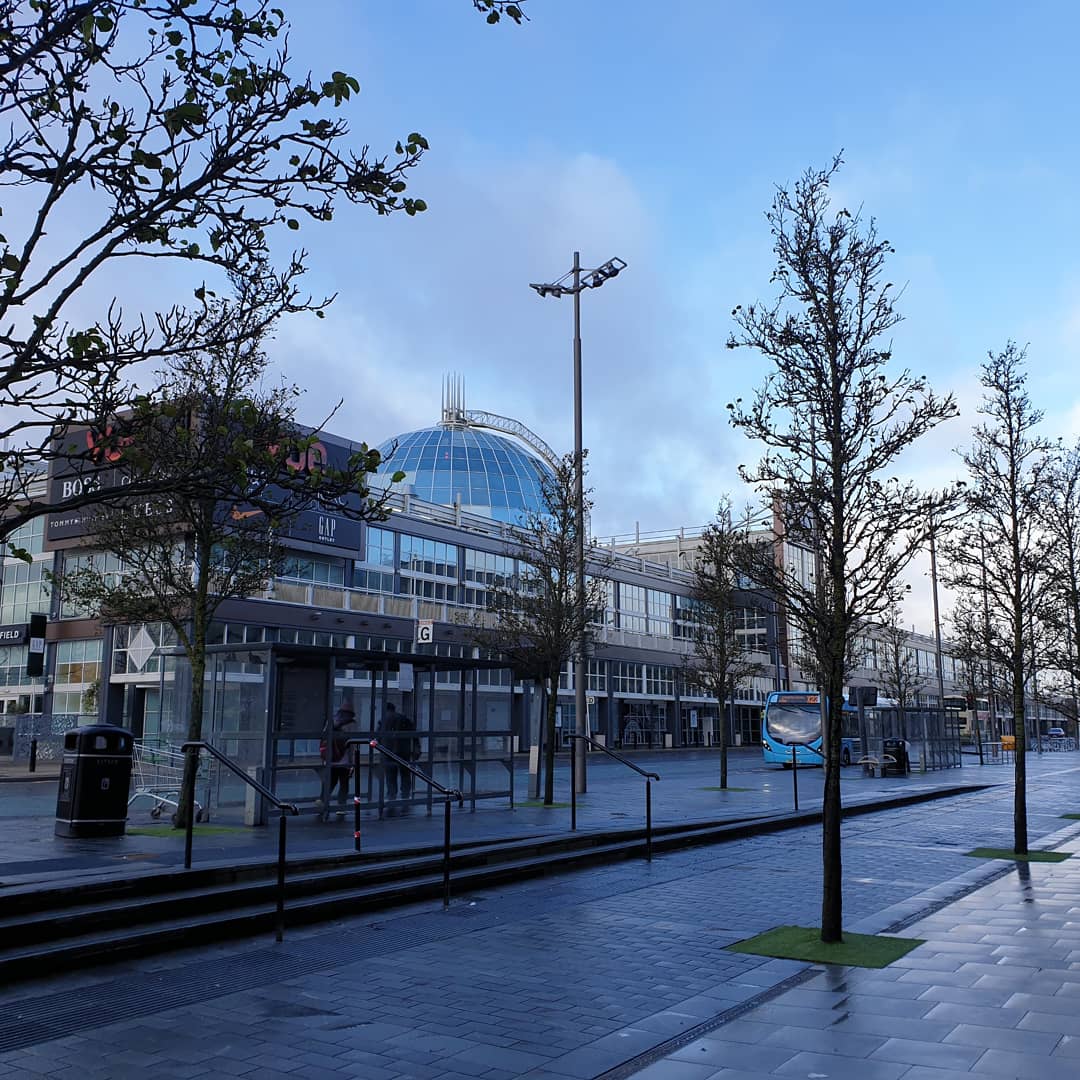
xmin=594 ymin=966 xmax=820 ymax=1080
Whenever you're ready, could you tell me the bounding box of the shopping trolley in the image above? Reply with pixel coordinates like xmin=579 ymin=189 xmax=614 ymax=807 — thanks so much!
xmin=128 ymin=742 xmax=210 ymax=822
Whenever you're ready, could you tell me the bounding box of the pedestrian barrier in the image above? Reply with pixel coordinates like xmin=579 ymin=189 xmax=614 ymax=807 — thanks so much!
xmin=567 ymin=734 xmax=660 ymax=861
xmin=358 ymin=738 xmax=463 ymax=908
xmin=181 ymin=741 xmax=298 ymax=942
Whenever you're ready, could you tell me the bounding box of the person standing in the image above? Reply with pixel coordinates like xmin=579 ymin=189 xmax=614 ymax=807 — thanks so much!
xmin=327 ymin=700 xmax=355 ymax=818
xmin=378 ymin=702 xmax=418 ymax=813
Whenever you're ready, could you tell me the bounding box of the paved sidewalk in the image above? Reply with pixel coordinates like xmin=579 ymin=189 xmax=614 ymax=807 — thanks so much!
xmin=1 ymin=758 xmax=1080 ymax=1077
xmin=0 ymin=749 xmax=998 ymax=892
xmin=637 ymin=828 xmax=1080 ymax=1080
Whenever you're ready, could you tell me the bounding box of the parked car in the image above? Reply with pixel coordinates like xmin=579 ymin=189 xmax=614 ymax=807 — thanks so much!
xmin=1046 ymin=727 xmax=1066 ymax=738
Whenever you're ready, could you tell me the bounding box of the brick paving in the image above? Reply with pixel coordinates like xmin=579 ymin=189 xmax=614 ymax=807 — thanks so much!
xmin=1 ymin=755 xmax=1080 ymax=1077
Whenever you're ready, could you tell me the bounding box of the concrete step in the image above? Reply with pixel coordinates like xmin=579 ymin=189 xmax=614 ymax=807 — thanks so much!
xmin=0 ymin=784 xmax=988 ymax=985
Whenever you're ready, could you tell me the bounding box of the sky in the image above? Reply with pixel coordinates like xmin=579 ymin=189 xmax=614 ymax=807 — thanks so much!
xmin=216 ymin=2 xmax=1080 ymax=635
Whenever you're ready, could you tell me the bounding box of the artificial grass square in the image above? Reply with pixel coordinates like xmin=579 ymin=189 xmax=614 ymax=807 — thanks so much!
xmin=701 ymin=786 xmax=752 ymax=792
xmin=966 ymin=847 xmax=1070 ymax=863
xmin=516 ymin=800 xmax=573 ymax=809
xmin=728 ymin=925 xmax=923 ymax=968
xmin=1061 ymin=814 xmax=1080 ymax=820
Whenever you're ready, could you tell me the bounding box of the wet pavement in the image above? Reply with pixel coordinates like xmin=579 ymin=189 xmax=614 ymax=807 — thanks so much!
xmin=0 ymin=749 xmax=997 ymax=890
xmin=1 ymin=752 xmax=1079 ymax=1078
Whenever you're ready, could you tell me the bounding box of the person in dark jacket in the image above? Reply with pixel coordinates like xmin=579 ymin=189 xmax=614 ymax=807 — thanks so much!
xmin=378 ymin=702 xmax=419 ymax=811
xmin=326 ymin=700 xmax=355 ymax=818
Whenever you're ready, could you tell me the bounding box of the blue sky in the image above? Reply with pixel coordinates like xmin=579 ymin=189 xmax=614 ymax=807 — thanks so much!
xmin=262 ymin=1 xmax=1080 ymax=631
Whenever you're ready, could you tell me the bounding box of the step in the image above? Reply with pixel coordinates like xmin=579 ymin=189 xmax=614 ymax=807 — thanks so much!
xmin=0 ymin=836 xmax=650 ymax=983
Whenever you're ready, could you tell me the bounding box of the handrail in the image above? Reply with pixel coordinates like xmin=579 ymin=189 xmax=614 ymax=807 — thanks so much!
xmin=363 ymin=738 xmax=464 ymax=800
xmin=357 ymin=738 xmax=463 ymax=908
xmin=182 ymin=741 xmax=298 ymax=813
xmin=567 ymin=734 xmax=660 ymax=780
xmin=566 ymin=734 xmax=660 ymax=861
xmin=181 ymin=740 xmax=298 ymax=942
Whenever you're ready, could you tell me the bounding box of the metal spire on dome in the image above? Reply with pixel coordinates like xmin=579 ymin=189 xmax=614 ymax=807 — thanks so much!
xmin=441 ymin=373 xmax=468 ymax=425
xmin=438 ymin=372 xmax=561 ymax=473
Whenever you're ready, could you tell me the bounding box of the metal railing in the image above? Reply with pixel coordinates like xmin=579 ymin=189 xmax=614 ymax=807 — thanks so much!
xmin=357 ymin=739 xmax=463 ymax=908
xmin=181 ymin=741 xmax=298 ymax=942
xmin=567 ymin=735 xmax=660 ymax=861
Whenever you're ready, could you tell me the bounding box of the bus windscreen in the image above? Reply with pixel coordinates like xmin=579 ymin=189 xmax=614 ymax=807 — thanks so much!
xmin=765 ymin=704 xmax=821 ymax=745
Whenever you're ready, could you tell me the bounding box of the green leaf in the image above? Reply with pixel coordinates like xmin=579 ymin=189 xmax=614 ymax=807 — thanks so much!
xmin=286 ymin=219 xmax=299 ymax=230
xmin=1 ymin=252 xmax=19 ymax=272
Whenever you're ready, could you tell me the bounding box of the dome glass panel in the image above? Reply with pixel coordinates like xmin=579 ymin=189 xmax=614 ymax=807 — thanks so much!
xmin=376 ymin=426 xmax=555 ymax=523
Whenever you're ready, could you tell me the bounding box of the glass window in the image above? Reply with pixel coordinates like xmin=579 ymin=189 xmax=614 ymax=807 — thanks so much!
xmin=280 ymin=555 xmax=345 ymax=586
xmin=647 ymin=589 xmax=672 ymax=637
xmin=55 ymin=638 xmax=102 ymax=686
xmin=674 ymin=594 xmax=700 ymax=640
xmin=111 ymin=622 xmax=178 ymax=675
xmin=56 ymin=550 xmax=125 ymax=620
xmin=399 ymin=534 xmax=458 ymax=579
xmin=644 ymin=664 xmax=674 ymax=696
xmin=586 ymin=659 xmax=606 ymax=692
xmin=618 ymin=583 xmax=647 ymax=634
xmin=361 ymin=526 xmax=395 ymax=569
xmin=733 ymin=607 xmax=768 ymax=651
xmin=612 ymin=661 xmax=642 ymax=694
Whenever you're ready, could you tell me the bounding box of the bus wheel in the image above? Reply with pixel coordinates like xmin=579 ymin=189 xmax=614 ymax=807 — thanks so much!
xmin=781 ymin=762 xmax=792 ymax=770
xmin=841 ymin=747 xmax=851 ymax=766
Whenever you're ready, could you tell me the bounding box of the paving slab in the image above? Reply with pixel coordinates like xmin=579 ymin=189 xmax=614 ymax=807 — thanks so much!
xmin=2 ymin=753 xmax=1080 ymax=1077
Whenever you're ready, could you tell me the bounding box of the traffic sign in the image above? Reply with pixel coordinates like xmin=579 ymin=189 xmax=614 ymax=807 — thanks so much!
xmin=416 ymin=619 xmax=434 ymax=645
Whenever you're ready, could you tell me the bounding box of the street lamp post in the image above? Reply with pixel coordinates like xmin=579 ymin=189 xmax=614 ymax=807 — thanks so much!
xmin=531 ymin=252 xmax=627 ymax=795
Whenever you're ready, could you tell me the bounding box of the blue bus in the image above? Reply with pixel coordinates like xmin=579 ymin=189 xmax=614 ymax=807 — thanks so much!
xmin=761 ymin=691 xmax=861 ymax=767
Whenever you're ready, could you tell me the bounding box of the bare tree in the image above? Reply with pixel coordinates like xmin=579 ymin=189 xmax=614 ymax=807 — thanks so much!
xmin=0 ymin=0 xmax=522 ymax=545
xmin=947 ymin=598 xmax=997 ymax=742
xmin=682 ymin=500 xmax=765 ymax=788
xmin=942 ymin=344 xmax=1053 ymax=854
xmin=54 ymin=281 xmax=398 ymax=827
xmin=466 ymin=453 xmax=607 ymax=806
xmin=727 ymin=156 xmax=959 ymax=942
xmin=875 ymin=606 xmax=925 ymax=739
xmin=1039 ymin=442 xmax=1080 ymax=726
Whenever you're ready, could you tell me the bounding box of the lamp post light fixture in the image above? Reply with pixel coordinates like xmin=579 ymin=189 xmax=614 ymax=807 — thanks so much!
xmin=530 ymin=252 xmax=627 ymax=795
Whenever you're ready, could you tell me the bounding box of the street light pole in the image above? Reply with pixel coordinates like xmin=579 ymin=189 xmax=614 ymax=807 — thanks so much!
xmin=531 ymin=253 xmax=627 ymax=795
xmin=928 ymin=509 xmax=947 ymax=770
xmin=571 ymin=252 xmax=587 ymax=794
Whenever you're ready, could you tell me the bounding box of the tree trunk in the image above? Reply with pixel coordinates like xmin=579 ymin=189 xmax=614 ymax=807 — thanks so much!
xmin=1013 ymin=603 xmax=1028 ymax=854
xmin=175 ymin=548 xmax=210 ymax=829
xmin=175 ymin=641 xmax=207 ymax=829
xmin=820 ymin=658 xmax=845 ymax=942
xmin=543 ymin=676 xmax=558 ymax=806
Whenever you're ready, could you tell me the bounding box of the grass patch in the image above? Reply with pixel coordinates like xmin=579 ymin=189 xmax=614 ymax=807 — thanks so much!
xmin=701 ymin=786 xmax=752 ymax=792
xmin=127 ymin=824 xmax=246 ymax=837
xmin=516 ymin=800 xmax=573 ymax=809
xmin=966 ymin=847 xmax=1070 ymax=863
xmin=1061 ymin=814 xmax=1080 ymax=820
xmin=729 ymin=925 xmax=923 ymax=968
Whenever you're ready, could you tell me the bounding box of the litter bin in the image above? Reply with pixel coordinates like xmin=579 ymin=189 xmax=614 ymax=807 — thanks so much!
xmin=883 ymin=738 xmax=909 ymax=776
xmin=55 ymin=725 xmax=134 ymax=837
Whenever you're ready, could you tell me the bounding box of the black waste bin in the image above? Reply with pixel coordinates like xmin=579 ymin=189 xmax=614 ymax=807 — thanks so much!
xmin=55 ymin=725 xmax=134 ymax=837
xmin=883 ymin=737 xmax=909 ymax=776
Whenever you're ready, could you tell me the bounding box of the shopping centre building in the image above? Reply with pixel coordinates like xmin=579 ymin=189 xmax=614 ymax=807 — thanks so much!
xmin=0 ymin=388 xmax=975 ymax=813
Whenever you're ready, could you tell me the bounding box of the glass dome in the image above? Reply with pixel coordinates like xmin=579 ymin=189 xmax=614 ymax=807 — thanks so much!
xmin=376 ymin=426 xmax=555 ymax=523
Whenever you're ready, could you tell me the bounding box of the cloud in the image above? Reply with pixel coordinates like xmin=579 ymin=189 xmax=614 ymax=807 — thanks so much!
xmin=270 ymin=144 xmax=741 ymax=538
